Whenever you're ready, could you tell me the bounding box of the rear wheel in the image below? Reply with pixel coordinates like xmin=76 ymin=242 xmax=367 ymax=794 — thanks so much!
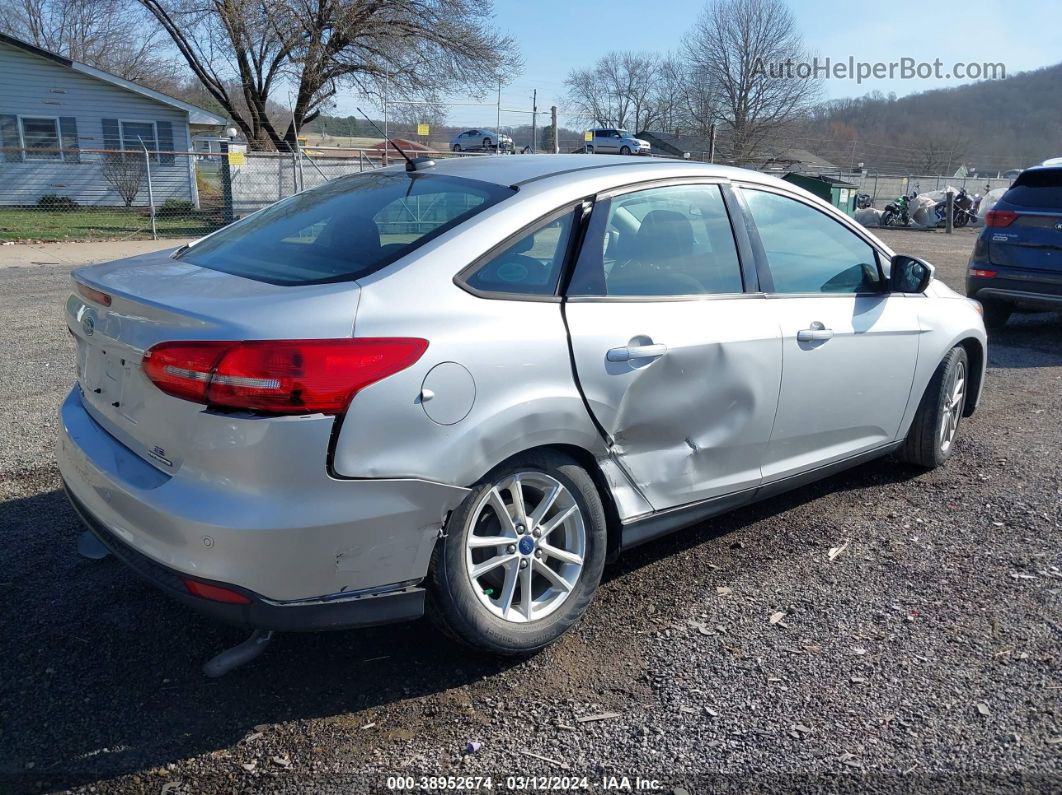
xmin=881 ymin=209 xmax=895 ymax=227
xmin=897 ymin=346 xmax=968 ymax=469
xmin=982 ymin=301 xmax=1012 ymax=330
xmin=427 ymin=451 xmax=607 ymax=655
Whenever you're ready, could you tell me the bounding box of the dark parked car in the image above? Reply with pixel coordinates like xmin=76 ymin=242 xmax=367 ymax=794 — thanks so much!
xmin=967 ymin=166 xmax=1062 ymax=328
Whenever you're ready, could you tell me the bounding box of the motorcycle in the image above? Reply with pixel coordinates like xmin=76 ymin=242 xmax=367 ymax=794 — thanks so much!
xmin=954 ymin=187 xmax=981 ymax=227
xmin=881 ymin=191 xmax=917 ymax=227
xmin=932 ymin=187 xmax=980 ymax=228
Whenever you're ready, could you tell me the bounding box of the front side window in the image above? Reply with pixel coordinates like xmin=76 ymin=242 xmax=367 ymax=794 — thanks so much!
xmin=178 ymin=172 xmax=514 ymax=285
xmin=743 ymin=189 xmax=882 ymax=294
xmin=120 ymin=121 xmax=158 ymax=158
xmin=568 ymin=183 xmax=743 ymax=297
xmin=20 ymin=117 xmax=61 ymax=161
xmin=464 ymin=210 xmax=575 ymax=296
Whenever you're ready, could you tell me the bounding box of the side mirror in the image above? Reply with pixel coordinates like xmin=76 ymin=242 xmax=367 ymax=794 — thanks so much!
xmin=890 ymin=254 xmax=934 ymax=293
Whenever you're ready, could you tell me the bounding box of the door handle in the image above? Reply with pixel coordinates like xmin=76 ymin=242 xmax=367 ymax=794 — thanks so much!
xmin=606 ymin=343 xmax=667 ymax=362
xmin=796 ymin=322 xmax=834 ymax=342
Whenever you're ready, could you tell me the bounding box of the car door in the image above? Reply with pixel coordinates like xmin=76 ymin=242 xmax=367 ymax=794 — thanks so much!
xmin=737 ymin=185 xmax=921 ymax=484
xmin=595 ymin=129 xmax=617 ymax=153
xmin=564 ymin=181 xmax=782 ymax=511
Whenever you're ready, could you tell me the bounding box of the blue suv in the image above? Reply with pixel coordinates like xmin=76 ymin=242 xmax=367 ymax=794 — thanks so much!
xmin=967 ymin=166 xmax=1062 ymax=328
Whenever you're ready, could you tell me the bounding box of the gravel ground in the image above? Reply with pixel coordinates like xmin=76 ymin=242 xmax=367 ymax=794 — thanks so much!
xmin=0 ymin=228 xmax=1059 ymax=793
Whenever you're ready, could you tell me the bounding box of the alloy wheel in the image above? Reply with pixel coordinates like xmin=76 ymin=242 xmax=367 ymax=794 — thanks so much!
xmin=939 ymin=360 xmax=966 ymax=453
xmin=464 ymin=472 xmax=586 ymax=623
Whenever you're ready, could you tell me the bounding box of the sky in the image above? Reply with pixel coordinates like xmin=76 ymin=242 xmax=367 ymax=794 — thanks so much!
xmin=332 ymin=0 xmax=1061 ymax=130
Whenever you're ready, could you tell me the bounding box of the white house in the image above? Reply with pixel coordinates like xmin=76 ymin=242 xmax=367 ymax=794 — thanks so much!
xmin=0 ymin=32 xmax=227 ymax=208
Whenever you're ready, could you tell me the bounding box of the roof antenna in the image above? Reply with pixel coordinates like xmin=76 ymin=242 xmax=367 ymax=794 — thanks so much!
xmin=356 ymin=106 xmax=435 ymax=172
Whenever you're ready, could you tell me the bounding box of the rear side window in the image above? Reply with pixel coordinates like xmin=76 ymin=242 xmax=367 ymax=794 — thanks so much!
xmin=568 ymin=183 xmax=743 ymax=297
xmin=178 ymin=172 xmax=514 ymax=285
xmin=1003 ymin=168 xmax=1062 ymax=208
xmin=464 ymin=210 xmax=575 ymax=297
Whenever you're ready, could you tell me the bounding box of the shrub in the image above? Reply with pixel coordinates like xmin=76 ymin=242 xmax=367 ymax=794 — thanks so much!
xmin=37 ymin=194 xmax=79 ymax=211
xmin=160 ymin=198 xmax=196 ymax=215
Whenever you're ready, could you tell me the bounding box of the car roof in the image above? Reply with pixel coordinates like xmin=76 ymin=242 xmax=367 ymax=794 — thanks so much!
xmin=416 ymin=153 xmax=773 ymax=189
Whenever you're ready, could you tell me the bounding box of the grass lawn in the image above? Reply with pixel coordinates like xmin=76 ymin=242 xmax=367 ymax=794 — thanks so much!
xmin=0 ymin=208 xmax=224 ymax=242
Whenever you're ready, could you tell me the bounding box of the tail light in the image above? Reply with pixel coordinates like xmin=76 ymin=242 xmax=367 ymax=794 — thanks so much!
xmin=75 ymin=282 xmax=112 ymax=306
xmin=968 ymin=268 xmax=996 ymax=279
xmin=984 ymin=209 xmax=1017 ymax=227
xmin=143 ymin=338 xmax=428 ymax=414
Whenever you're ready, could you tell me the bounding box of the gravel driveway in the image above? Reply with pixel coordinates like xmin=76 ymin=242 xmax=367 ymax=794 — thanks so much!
xmin=0 ymin=229 xmax=1059 ymax=793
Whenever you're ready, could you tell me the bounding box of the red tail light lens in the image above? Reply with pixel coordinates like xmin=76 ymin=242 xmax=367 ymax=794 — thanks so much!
xmin=984 ymin=209 xmax=1017 ymax=227
xmin=75 ymin=282 xmax=112 ymax=306
xmin=143 ymin=338 xmax=428 ymax=414
xmin=183 ymin=578 xmax=252 ymax=604
xmin=968 ymin=268 xmax=996 ymax=279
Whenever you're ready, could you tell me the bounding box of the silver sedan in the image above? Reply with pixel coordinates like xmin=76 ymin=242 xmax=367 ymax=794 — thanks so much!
xmin=59 ymin=155 xmax=986 ymax=664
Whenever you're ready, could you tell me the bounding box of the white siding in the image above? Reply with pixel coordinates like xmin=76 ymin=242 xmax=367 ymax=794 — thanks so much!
xmin=0 ymin=42 xmax=195 ymax=206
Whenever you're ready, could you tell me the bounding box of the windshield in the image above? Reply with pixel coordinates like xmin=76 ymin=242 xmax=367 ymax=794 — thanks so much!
xmin=177 ymin=171 xmax=515 ymax=285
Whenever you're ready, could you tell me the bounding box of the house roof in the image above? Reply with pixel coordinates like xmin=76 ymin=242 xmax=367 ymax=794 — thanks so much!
xmin=637 ymin=131 xmax=716 ymax=159
xmin=760 ymin=147 xmax=840 ymax=173
xmin=0 ymin=31 xmax=227 ymax=126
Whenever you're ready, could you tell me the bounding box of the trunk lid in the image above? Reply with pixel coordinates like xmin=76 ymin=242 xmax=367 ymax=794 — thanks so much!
xmin=67 ymin=248 xmax=361 ymax=472
xmin=988 ymin=168 xmax=1062 ymax=272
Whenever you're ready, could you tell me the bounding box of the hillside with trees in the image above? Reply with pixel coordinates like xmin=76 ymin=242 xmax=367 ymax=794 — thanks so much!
xmin=801 ymin=63 xmax=1062 ymax=175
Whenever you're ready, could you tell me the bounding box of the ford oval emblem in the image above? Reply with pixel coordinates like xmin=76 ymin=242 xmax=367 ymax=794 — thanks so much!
xmin=81 ymin=313 xmax=95 ymax=336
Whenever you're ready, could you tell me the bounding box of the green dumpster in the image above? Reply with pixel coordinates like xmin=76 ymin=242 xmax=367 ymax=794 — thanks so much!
xmin=782 ymin=173 xmax=859 ymax=217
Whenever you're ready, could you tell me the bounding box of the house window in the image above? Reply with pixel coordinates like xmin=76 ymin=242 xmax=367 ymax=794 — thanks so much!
xmin=20 ymin=117 xmax=62 ymax=161
xmin=120 ymin=120 xmax=158 ymax=159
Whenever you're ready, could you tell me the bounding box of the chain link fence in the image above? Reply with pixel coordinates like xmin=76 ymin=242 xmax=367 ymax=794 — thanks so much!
xmin=0 ymin=143 xmax=486 ymax=242
xmin=0 ymin=140 xmax=1019 ymax=242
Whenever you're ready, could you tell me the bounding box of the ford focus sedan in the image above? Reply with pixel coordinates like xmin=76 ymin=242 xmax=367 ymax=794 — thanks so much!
xmin=59 ymin=155 xmax=986 ymax=660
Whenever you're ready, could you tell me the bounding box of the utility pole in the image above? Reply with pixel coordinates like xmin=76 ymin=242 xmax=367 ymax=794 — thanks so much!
xmin=497 ymin=79 xmax=501 ymax=138
xmin=529 ymin=89 xmax=538 ymax=153
xmin=708 ymin=123 xmax=717 ymax=163
xmin=551 ymin=106 xmax=559 ymax=154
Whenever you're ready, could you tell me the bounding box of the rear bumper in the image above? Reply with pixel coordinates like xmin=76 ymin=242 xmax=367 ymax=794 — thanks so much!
xmin=65 ymin=484 xmax=426 ymax=631
xmin=967 ymin=267 xmax=1062 ymax=310
xmin=57 ymin=387 xmax=470 ymax=616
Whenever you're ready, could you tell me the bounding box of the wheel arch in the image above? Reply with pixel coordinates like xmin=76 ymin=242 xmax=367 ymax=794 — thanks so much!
xmin=473 ymin=443 xmax=625 ymax=564
xmin=957 ymin=336 xmax=985 ymax=417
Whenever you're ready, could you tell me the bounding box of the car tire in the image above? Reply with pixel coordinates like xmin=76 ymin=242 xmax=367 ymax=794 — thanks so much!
xmin=483 ymin=137 xmax=492 ymax=149
xmin=585 ymin=145 xmax=594 ymax=154
xmin=982 ymin=301 xmax=1012 ymax=330
xmin=427 ymin=450 xmax=607 ymax=655
xmin=897 ymin=345 xmax=969 ymax=469
xmin=620 ymin=145 xmax=631 ymax=155
xmin=452 ymin=144 xmax=462 ymax=152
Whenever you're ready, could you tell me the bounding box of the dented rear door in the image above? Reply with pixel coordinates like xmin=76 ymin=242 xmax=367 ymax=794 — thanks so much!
xmin=563 ymin=182 xmax=782 ymax=511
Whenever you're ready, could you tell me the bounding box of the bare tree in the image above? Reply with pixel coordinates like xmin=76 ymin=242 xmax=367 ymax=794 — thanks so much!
xmin=100 ymin=153 xmax=145 ymax=207
xmin=0 ymin=0 xmax=180 ymax=87
xmin=683 ymin=0 xmax=819 ymax=162
xmin=564 ymin=51 xmax=661 ymax=132
xmin=136 ymin=0 xmax=519 ymax=151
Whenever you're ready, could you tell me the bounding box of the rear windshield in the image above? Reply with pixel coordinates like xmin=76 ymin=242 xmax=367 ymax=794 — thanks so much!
xmin=178 ymin=172 xmax=515 ymax=285
xmin=1003 ymin=168 xmax=1062 ymax=209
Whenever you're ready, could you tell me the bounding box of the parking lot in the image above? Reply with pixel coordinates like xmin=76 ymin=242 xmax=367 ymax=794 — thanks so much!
xmin=0 ymin=227 xmax=1059 ymax=792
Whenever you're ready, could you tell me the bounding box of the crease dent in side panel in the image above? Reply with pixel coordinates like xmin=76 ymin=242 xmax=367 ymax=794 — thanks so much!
xmin=603 ymin=338 xmax=772 ymax=506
